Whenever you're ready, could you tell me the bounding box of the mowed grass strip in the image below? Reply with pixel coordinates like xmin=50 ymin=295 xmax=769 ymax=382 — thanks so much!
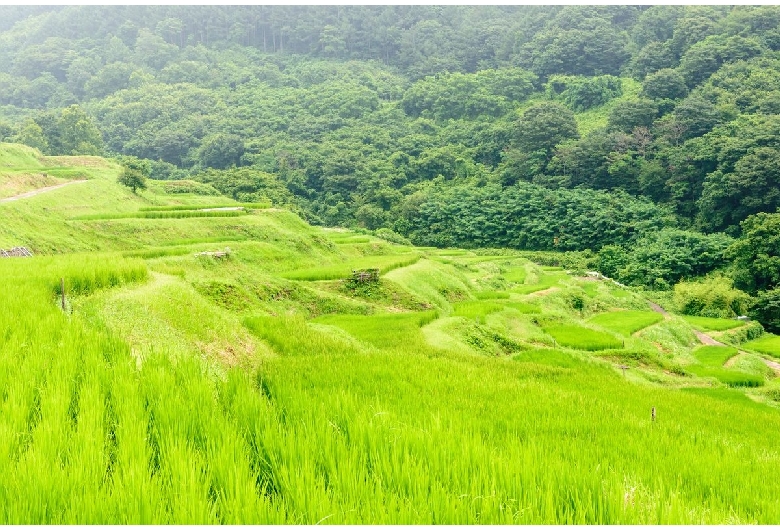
xmin=588 ymin=310 xmax=663 ymax=336
xmin=281 ymin=254 xmax=420 ymax=281
xmin=743 ymin=334 xmax=780 ymax=359
xmin=682 ymin=315 xmax=746 ymax=332
xmin=543 ymin=324 xmax=623 ymax=351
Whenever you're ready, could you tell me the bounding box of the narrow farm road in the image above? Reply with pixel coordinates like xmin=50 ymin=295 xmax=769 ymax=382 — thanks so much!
xmin=647 ymin=300 xmax=780 ymax=375
xmin=0 ymin=179 xmax=88 ymax=202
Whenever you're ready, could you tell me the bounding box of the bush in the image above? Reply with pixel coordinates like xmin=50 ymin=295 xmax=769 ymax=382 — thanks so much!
xmin=749 ymin=288 xmax=780 ymax=334
xmin=373 ymin=228 xmax=411 ymax=246
xmin=673 ymin=276 xmax=751 ymax=318
xmin=162 ymin=179 xmax=221 ymax=195
xmin=721 ymin=320 xmax=764 ymax=345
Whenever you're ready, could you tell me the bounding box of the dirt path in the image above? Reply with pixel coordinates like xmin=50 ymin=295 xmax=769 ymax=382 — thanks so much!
xmin=648 ymin=300 xmax=780 ymax=375
xmin=0 ymin=179 xmax=88 ymax=202
xmin=647 ymin=301 xmax=669 ymax=317
xmin=764 ymin=358 xmax=780 ymax=376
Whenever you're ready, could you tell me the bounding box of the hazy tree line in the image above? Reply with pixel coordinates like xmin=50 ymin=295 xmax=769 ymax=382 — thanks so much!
xmin=1 ymin=5 xmax=780 ymax=328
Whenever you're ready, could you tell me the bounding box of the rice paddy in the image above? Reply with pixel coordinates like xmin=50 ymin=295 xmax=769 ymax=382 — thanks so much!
xmin=743 ymin=334 xmax=780 ymax=358
xmin=682 ymin=315 xmax=746 ymax=332
xmin=542 ymin=324 xmax=624 ymax=351
xmin=588 ymin=310 xmax=663 ymax=336
xmin=2 ymin=143 xmax=780 ymax=523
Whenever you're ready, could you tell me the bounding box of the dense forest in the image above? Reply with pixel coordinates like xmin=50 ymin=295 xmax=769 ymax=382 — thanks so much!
xmin=1 ymin=5 xmax=779 ymax=329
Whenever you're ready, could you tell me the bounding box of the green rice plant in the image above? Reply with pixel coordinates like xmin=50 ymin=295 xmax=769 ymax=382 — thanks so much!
xmin=512 ymin=272 xmax=568 ymax=295
xmin=692 ymin=345 xmax=739 ymax=368
xmin=503 ymin=301 xmax=541 ymax=314
xmin=312 ymin=311 xmax=439 ymax=351
xmin=686 ymin=346 xmax=762 ymax=387
xmin=742 ymin=334 xmax=780 ymax=358
xmin=474 ymin=291 xmax=510 ymax=299
xmin=513 ymin=348 xmax=584 ymax=369
xmin=502 ymin=268 xmax=528 ymax=284
xmin=687 ymin=366 xmax=764 ymax=387
xmin=72 ymin=210 xmax=248 ymax=221
xmin=139 ymin=202 xmax=270 ymax=212
xmin=452 ymin=300 xmax=505 ymax=320
xmin=543 ymin=324 xmax=623 ymax=351
xmin=122 ymin=247 xmax=192 ymax=259
xmin=244 ymin=314 xmax=364 ymax=356
xmin=588 ymin=310 xmax=663 ymax=336
xmin=281 ymin=254 xmax=420 ymax=281
xmin=682 ymin=315 xmax=745 ymax=332
xmin=333 ymin=237 xmax=371 ymax=244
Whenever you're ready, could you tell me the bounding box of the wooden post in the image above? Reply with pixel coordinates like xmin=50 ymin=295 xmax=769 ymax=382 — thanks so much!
xmin=61 ymin=277 xmax=66 ymax=311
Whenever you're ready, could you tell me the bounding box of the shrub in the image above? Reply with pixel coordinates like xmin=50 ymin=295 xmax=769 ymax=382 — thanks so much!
xmin=749 ymin=288 xmax=780 ymax=334
xmin=673 ymin=276 xmax=751 ymax=318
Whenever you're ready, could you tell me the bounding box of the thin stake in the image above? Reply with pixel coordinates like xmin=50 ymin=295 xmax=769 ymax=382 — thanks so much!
xmin=651 ymin=407 xmax=656 ymax=422
xmin=61 ymin=277 xmax=66 ymax=311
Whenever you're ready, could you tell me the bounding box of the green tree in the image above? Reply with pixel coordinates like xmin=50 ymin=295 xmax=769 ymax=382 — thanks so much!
xmin=728 ymin=212 xmax=780 ymax=293
xmin=117 ymin=156 xmax=150 ymax=193
xmin=641 ymin=68 xmax=688 ymax=101
xmin=197 ymin=133 xmax=245 ymax=169
xmin=13 ymin=119 xmax=49 ymax=153
xmin=515 ymin=101 xmax=579 ymax=162
xmin=607 ymin=99 xmax=658 ymax=133
xmin=749 ymin=289 xmax=780 ymax=333
xmin=53 ymin=105 xmax=104 ymax=155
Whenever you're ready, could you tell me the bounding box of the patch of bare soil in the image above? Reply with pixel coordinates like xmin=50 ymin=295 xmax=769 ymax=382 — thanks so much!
xmin=647 ymin=301 xmax=669 ymax=316
xmin=764 ymin=358 xmax=780 ymax=375
xmin=529 ymin=287 xmax=559 ymax=297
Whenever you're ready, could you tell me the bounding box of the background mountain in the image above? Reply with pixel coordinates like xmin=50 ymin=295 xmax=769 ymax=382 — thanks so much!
xmin=1 ymin=5 xmax=779 ymax=299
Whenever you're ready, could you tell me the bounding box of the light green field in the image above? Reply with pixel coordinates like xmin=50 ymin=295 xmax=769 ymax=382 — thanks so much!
xmin=743 ymin=334 xmax=780 ymax=358
xmin=588 ymin=310 xmax=663 ymax=336
xmin=543 ymin=324 xmax=623 ymax=351
xmin=686 ymin=346 xmax=763 ymax=388
xmin=682 ymin=315 xmax=746 ymax=331
xmin=2 ymin=144 xmax=780 ymax=522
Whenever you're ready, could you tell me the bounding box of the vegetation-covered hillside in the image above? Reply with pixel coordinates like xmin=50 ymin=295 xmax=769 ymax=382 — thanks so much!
xmin=1 ymin=5 xmax=778 ymax=331
xmin=1 ymin=143 xmax=780 ymax=523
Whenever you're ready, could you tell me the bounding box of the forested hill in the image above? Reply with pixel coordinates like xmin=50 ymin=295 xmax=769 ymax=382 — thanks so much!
xmin=1 ymin=7 xmax=780 ymax=269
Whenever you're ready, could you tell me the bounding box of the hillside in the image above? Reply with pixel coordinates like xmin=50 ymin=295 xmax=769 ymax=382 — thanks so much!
xmin=1 ymin=143 xmax=780 ymax=523
xmin=0 ymin=7 xmax=779 ymax=329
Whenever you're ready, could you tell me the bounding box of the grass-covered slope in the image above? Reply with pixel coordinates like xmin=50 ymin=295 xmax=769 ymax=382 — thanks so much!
xmin=2 ymin=144 xmax=780 ymax=523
